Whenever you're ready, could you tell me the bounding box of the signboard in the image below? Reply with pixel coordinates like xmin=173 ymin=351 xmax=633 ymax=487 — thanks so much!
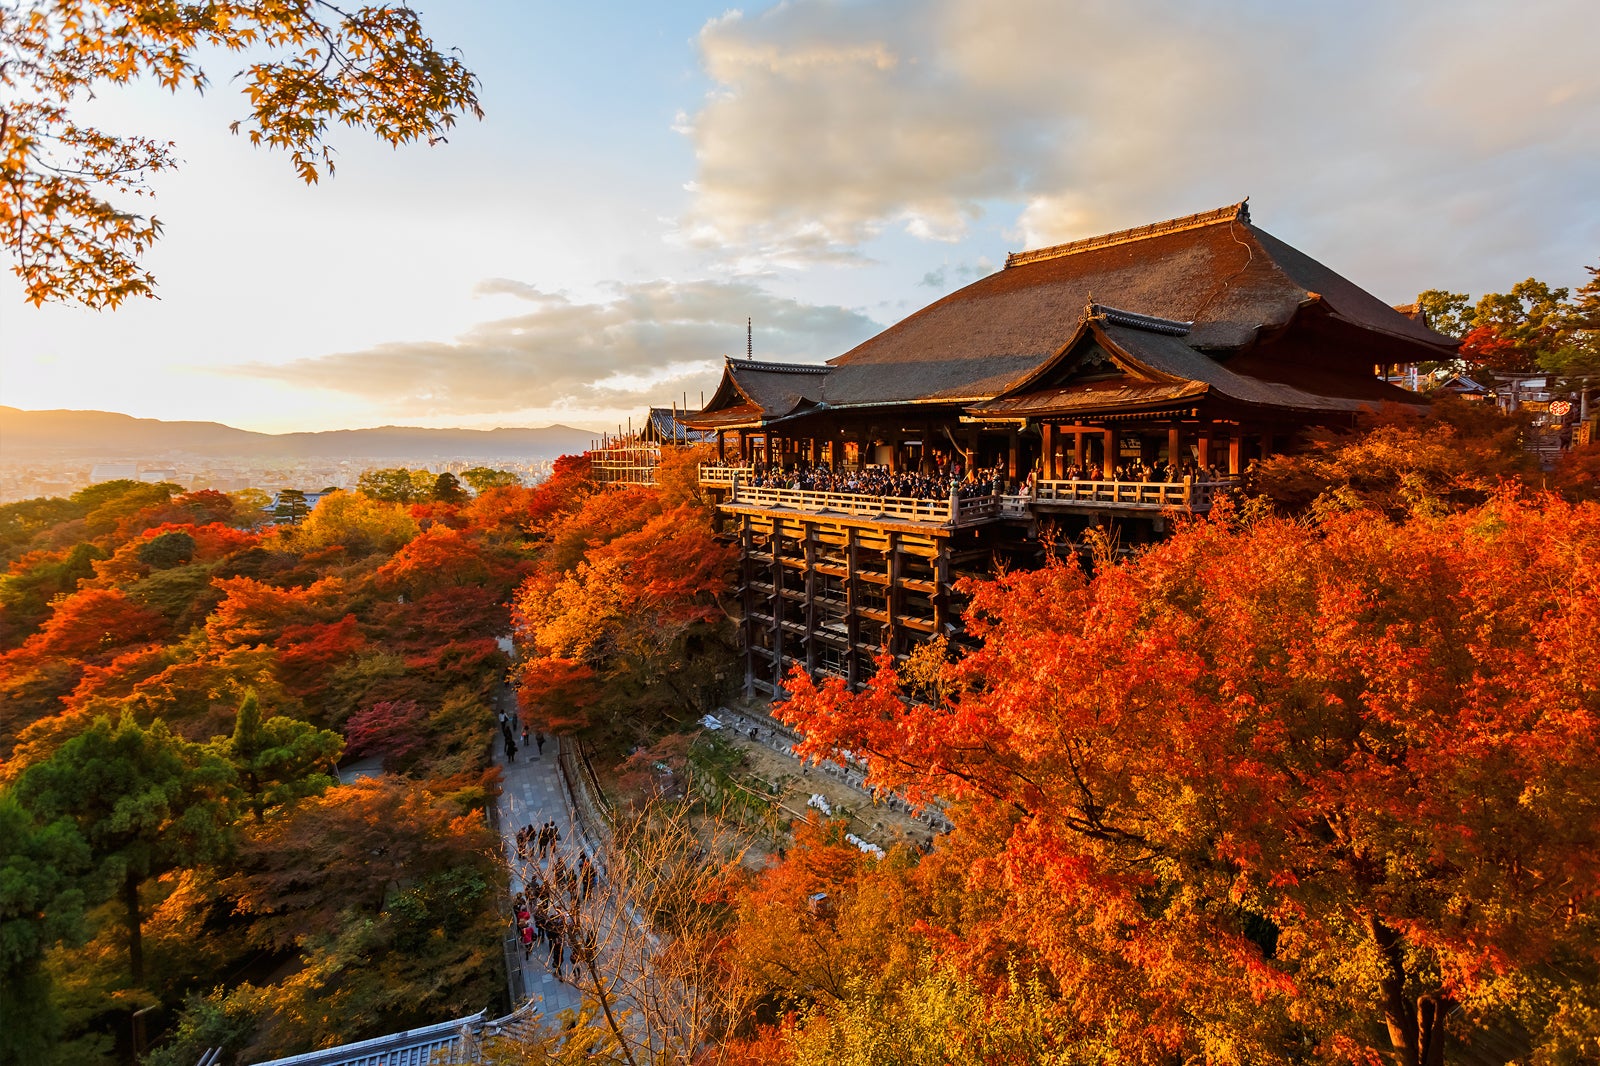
xmin=1549 ymin=400 xmax=1573 ymax=418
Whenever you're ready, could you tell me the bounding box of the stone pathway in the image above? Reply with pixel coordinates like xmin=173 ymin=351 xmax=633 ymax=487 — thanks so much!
xmin=489 ymin=685 xmax=584 ymax=1020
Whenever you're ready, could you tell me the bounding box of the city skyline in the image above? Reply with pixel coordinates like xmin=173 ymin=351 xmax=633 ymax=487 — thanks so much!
xmin=3 ymin=0 xmax=1597 ymax=434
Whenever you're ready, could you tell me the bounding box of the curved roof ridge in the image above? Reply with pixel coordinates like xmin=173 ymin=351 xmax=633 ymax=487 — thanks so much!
xmin=1005 ymin=200 xmax=1250 ymax=269
xmin=727 ymin=357 xmax=831 ymax=375
xmin=1089 ymin=303 xmax=1194 ymax=336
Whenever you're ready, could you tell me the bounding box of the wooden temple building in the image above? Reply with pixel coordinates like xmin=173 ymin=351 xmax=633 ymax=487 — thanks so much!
xmin=668 ymin=201 xmax=1457 ymax=693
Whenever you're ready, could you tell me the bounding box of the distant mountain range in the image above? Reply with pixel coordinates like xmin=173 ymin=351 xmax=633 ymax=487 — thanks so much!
xmin=0 ymin=407 xmax=600 ymax=460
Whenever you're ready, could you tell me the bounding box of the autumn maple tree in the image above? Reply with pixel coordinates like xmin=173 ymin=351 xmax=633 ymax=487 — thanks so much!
xmin=779 ymin=494 xmax=1600 ymax=1065
xmin=1 ymin=0 xmax=482 ymax=307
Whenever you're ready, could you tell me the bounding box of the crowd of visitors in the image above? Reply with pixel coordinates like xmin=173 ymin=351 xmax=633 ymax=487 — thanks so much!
xmin=715 ymin=454 xmax=1231 ymax=502
xmin=1057 ymin=457 xmax=1228 ymax=484
xmin=746 ymin=461 xmax=1006 ymax=500
xmin=512 ymin=819 xmax=600 ymax=982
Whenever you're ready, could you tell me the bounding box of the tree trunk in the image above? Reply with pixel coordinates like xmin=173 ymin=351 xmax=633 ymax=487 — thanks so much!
xmin=1366 ymin=913 xmax=1449 ymax=1066
xmin=122 ymin=872 xmax=144 ymax=988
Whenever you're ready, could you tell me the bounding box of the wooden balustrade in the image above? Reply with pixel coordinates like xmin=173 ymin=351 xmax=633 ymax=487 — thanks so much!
xmin=709 ymin=468 xmax=1231 ymax=526
xmin=1031 ymin=477 xmax=1230 ymax=510
xmin=697 ymin=464 xmax=754 ymax=487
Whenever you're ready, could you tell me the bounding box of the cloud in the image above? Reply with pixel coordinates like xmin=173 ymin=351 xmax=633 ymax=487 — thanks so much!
xmin=241 ymin=279 xmax=880 ymax=418
xmin=678 ymin=0 xmax=1600 ymax=285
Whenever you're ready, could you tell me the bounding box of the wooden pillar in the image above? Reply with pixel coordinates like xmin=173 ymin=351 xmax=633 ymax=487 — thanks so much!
xmin=886 ymin=533 xmax=902 ymax=657
xmin=1260 ymin=431 xmax=1274 ymax=460
xmin=740 ymin=515 xmax=755 ymax=696
xmin=1167 ymin=425 xmax=1183 ymax=466
xmin=1007 ymin=428 xmax=1020 ymax=480
xmin=1197 ymin=427 xmax=1213 ymax=470
xmin=845 ymin=528 xmax=861 ymax=687
xmin=716 ymin=430 xmax=726 ymax=462
xmin=803 ymin=523 xmax=817 ymax=673
xmin=1228 ymin=431 xmax=1242 ymax=475
xmin=888 ymin=441 xmax=899 ymax=474
xmin=1073 ymin=430 xmax=1085 ymax=471
xmin=1102 ymin=427 xmax=1119 ymax=471
xmin=809 ymin=437 xmax=820 ymax=465
xmin=1041 ymin=423 xmax=1056 ymax=479
xmin=770 ymin=517 xmax=784 ymax=688
xmin=933 ymin=547 xmax=950 ymax=636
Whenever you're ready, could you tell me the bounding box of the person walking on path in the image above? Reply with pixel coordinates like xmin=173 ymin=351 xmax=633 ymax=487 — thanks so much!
xmin=578 ymin=854 xmax=597 ymax=902
xmin=546 ymin=912 xmax=566 ymax=982
xmin=535 ymin=732 xmax=546 ymax=755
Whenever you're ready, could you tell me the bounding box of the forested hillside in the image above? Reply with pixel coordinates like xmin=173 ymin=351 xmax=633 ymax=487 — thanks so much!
xmin=0 ymin=457 xmax=729 ymax=1064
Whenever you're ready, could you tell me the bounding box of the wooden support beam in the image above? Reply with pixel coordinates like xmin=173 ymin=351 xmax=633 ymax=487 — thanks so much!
xmin=803 ymin=523 xmax=818 ymax=674
xmin=887 ymin=533 xmax=903 ymax=657
xmin=1229 ymin=432 xmax=1242 ymax=475
xmin=1102 ymin=427 xmax=1119 ymax=471
xmin=1073 ymin=429 xmax=1085 ymax=469
xmin=1007 ymin=428 xmax=1019 ymax=480
xmin=845 ymin=527 xmax=861 ymax=687
xmin=1168 ymin=425 xmax=1183 ymax=466
xmin=933 ymin=547 xmax=950 ymax=635
xmin=770 ymin=517 xmax=784 ymax=688
xmin=1197 ymin=427 xmax=1212 ymax=469
xmin=741 ymin=514 xmax=755 ymax=697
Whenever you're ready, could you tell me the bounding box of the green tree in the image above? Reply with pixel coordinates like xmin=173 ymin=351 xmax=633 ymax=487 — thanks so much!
xmin=1543 ymin=263 xmax=1600 ymax=384
xmin=272 ymin=488 xmax=310 ymax=525
xmin=135 ymin=529 xmax=196 ymax=570
xmin=431 ymin=471 xmax=468 ymax=505
xmin=357 ymin=467 xmax=433 ymax=503
xmin=1415 ymin=288 xmax=1474 ymax=339
xmin=217 ymin=691 xmax=343 ymax=825
xmin=14 ymin=716 xmax=237 ymax=988
xmin=460 ymin=466 xmax=523 ymax=493
xmin=4 ymin=1 xmax=482 ymax=308
xmin=228 ymin=488 xmax=273 ymax=527
xmin=0 ymin=792 xmax=92 ymax=1066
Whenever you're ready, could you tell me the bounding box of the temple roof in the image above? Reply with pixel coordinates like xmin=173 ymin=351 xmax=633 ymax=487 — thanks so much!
xmin=970 ymin=307 xmax=1416 ymax=418
xmin=640 ymin=407 xmax=715 ymax=443
xmin=685 ymin=202 xmax=1455 ymax=429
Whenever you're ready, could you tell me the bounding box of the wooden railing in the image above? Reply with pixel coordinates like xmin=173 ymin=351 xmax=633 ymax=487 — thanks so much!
xmin=728 ymin=483 xmax=957 ymax=524
xmin=712 ymin=471 xmax=1233 ymax=525
xmin=698 ymin=463 xmax=755 ymax=487
xmin=1031 ymin=477 xmax=1232 ymax=510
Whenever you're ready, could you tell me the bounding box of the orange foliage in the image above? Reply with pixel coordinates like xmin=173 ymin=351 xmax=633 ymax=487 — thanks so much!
xmin=91 ymin=521 xmax=260 ymax=584
xmin=374 ymin=525 xmax=526 ymax=596
xmin=275 ymin=615 xmax=366 ymax=701
xmin=513 ymin=657 xmax=599 ymax=735
xmin=205 ymin=575 xmax=349 ymax=648
xmin=5 ymin=586 xmax=165 ymax=664
xmin=779 ymin=493 xmax=1600 ymax=1061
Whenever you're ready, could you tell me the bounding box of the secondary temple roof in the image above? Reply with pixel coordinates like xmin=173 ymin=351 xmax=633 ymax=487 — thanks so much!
xmin=686 ymin=201 xmax=1456 ymax=430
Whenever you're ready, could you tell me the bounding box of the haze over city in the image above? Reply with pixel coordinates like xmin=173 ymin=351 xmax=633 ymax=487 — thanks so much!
xmin=3 ymin=0 xmax=1596 ymax=435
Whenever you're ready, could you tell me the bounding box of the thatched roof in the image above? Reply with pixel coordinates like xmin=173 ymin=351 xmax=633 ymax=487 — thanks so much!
xmin=685 ymin=202 xmax=1455 ymax=429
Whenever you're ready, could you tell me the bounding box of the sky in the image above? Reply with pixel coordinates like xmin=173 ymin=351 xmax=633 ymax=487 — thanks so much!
xmin=2 ymin=0 xmax=1597 ymax=434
